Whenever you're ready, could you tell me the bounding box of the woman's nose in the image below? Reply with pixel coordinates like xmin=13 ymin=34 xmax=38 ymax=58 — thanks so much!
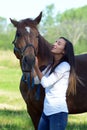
xmin=53 ymin=42 xmax=57 ymax=46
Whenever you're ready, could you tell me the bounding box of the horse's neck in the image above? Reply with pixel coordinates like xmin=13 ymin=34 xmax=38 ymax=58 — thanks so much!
xmin=38 ymin=56 xmax=49 ymax=67
xmin=38 ymin=35 xmax=53 ymax=67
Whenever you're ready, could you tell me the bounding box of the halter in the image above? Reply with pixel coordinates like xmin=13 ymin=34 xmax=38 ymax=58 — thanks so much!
xmin=14 ymin=43 xmax=37 ymax=57
xmin=12 ymin=29 xmax=38 ymax=57
xmin=22 ymin=73 xmax=41 ymax=100
xmin=12 ymin=31 xmax=39 ymax=100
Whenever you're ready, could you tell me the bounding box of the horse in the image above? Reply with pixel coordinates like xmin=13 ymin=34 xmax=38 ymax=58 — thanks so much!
xmin=10 ymin=12 xmax=87 ymax=130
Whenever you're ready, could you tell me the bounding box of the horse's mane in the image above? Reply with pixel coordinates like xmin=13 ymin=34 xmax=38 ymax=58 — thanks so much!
xmin=38 ymin=34 xmax=53 ymax=63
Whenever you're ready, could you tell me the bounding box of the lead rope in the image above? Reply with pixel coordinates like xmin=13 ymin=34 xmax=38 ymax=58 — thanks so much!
xmin=22 ymin=73 xmax=34 ymax=90
xmin=35 ymin=84 xmax=41 ymax=100
xmin=21 ymin=65 xmax=47 ymax=100
xmin=27 ymin=73 xmax=34 ymax=90
xmin=21 ymin=73 xmax=41 ymax=100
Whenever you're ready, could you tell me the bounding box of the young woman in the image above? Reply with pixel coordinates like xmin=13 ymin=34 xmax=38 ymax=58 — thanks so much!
xmin=34 ymin=37 xmax=77 ymax=130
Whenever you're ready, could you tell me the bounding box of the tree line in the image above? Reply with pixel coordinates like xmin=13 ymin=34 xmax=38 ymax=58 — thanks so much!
xmin=0 ymin=4 xmax=87 ymax=54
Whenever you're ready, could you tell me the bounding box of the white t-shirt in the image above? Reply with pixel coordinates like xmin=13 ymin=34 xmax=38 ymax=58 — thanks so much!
xmin=34 ymin=61 xmax=70 ymax=116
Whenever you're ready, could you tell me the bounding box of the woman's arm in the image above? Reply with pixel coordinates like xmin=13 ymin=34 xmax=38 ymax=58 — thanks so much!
xmin=35 ymin=58 xmax=70 ymax=88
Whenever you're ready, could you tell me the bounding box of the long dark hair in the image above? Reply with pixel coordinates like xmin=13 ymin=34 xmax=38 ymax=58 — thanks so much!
xmin=47 ymin=37 xmax=77 ymax=95
xmin=60 ymin=37 xmax=77 ymax=95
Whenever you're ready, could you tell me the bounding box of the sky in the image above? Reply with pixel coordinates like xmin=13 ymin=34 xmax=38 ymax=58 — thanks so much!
xmin=0 ymin=0 xmax=87 ymax=23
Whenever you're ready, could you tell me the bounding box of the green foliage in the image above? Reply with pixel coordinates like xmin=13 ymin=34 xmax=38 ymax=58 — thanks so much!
xmin=60 ymin=5 xmax=87 ymax=21
xmin=0 ymin=17 xmax=7 ymax=32
xmin=0 ymin=33 xmax=13 ymax=50
xmin=41 ymin=4 xmax=56 ymax=26
xmin=0 ymin=18 xmax=16 ymax=50
xmin=74 ymin=40 xmax=87 ymax=54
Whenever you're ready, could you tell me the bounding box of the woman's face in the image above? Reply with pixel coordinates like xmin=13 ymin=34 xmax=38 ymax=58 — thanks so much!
xmin=51 ymin=38 xmax=66 ymax=55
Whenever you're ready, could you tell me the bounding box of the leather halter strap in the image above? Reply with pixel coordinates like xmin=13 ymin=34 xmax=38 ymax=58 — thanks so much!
xmin=14 ymin=43 xmax=36 ymax=56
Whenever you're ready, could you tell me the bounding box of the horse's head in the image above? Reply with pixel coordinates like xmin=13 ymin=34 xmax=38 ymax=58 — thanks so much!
xmin=10 ymin=12 xmax=42 ymax=72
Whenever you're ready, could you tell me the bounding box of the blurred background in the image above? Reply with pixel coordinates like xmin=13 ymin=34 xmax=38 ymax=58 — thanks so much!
xmin=0 ymin=0 xmax=87 ymax=130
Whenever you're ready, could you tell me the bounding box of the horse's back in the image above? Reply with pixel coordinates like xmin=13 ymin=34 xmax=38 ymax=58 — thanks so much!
xmin=75 ymin=53 xmax=87 ymax=76
xmin=67 ymin=53 xmax=87 ymax=114
xmin=75 ymin=53 xmax=87 ymax=63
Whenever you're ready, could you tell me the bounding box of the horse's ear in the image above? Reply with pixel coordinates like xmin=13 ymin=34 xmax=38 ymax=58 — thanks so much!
xmin=34 ymin=11 xmax=42 ymax=25
xmin=10 ymin=18 xmax=18 ymax=27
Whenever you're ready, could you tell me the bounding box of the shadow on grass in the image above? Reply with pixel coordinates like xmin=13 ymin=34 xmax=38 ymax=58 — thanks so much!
xmin=0 ymin=109 xmax=34 ymax=130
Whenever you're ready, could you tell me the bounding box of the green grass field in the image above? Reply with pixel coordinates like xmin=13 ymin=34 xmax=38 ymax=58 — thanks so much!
xmin=0 ymin=50 xmax=87 ymax=130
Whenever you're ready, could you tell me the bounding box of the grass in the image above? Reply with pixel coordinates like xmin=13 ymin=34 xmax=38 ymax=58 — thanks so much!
xmin=0 ymin=50 xmax=87 ymax=130
xmin=0 ymin=110 xmax=34 ymax=130
xmin=67 ymin=113 xmax=87 ymax=130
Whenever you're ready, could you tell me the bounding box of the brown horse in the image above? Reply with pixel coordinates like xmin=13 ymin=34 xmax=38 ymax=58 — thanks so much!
xmin=10 ymin=12 xmax=87 ymax=130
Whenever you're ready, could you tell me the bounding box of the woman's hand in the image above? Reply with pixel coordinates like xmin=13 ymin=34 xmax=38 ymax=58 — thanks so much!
xmin=34 ymin=57 xmax=43 ymax=80
xmin=34 ymin=57 xmax=39 ymax=69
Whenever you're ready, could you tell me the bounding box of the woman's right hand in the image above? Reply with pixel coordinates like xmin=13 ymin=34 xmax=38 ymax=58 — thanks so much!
xmin=34 ymin=57 xmax=43 ymax=80
xmin=34 ymin=57 xmax=39 ymax=69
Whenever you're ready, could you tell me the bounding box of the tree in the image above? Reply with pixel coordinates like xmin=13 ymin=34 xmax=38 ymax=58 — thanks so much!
xmin=39 ymin=4 xmax=59 ymax=42
xmin=0 ymin=17 xmax=7 ymax=32
xmin=40 ymin=5 xmax=87 ymax=45
xmin=57 ymin=20 xmax=86 ymax=45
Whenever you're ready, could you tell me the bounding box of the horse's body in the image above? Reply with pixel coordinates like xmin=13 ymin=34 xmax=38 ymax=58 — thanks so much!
xmin=10 ymin=12 xmax=87 ymax=130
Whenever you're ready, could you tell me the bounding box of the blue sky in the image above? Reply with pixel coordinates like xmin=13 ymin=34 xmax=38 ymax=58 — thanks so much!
xmin=0 ymin=0 xmax=87 ymax=22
